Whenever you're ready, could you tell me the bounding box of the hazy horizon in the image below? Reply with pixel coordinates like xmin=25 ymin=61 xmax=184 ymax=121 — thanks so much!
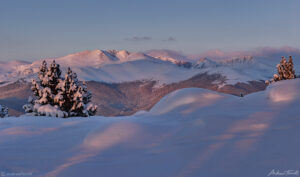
xmin=2 ymin=46 xmax=300 ymax=63
xmin=1 ymin=0 xmax=300 ymax=61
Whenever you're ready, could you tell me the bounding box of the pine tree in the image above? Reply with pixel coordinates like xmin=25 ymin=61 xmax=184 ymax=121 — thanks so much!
xmin=28 ymin=60 xmax=62 ymax=105
xmin=39 ymin=60 xmax=48 ymax=84
xmin=47 ymin=60 xmax=62 ymax=94
xmin=31 ymin=60 xmax=48 ymax=98
xmin=56 ymin=68 xmax=97 ymax=117
xmin=23 ymin=60 xmax=66 ymax=117
xmin=24 ymin=61 xmax=96 ymax=117
xmin=288 ymin=56 xmax=296 ymax=79
xmin=70 ymin=81 xmax=97 ymax=116
xmin=266 ymin=56 xmax=297 ymax=85
xmin=276 ymin=56 xmax=297 ymax=80
xmin=55 ymin=67 xmax=77 ymax=113
xmin=0 ymin=104 xmax=9 ymax=118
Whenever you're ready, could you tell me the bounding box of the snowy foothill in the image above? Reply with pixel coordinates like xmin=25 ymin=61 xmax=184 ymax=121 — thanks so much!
xmin=0 ymin=79 xmax=300 ymax=177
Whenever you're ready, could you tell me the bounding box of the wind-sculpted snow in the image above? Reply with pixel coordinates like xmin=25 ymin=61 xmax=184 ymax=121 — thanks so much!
xmin=0 ymin=79 xmax=299 ymax=177
xmin=148 ymin=88 xmax=224 ymax=115
xmin=268 ymin=79 xmax=300 ymax=103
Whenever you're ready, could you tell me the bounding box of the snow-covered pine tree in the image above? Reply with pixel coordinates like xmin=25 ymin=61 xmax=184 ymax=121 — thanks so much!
xmin=55 ymin=67 xmax=77 ymax=113
xmin=23 ymin=60 xmax=67 ymax=117
xmin=276 ymin=56 xmax=296 ymax=80
xmin=56 ymin=68 xmax=97 ymax=117
xmin=288 ymin=56 xmax=296 ymax=79
xmin=23 ymin=60 xmax=49 ymax=113
xmin=24 ymin=61 xmax=96 ymax=117
xmin=266 ymin=56 xmax=297 ymax=85
xmin=0 ymin=104 xmax=9 ymax=118
xmin=71 ymin=81 xmax=97 ymax=116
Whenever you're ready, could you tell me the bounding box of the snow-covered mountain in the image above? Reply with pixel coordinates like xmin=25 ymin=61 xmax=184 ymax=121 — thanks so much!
xmin=219 ymin=56 xmax=254 ymax=66
xmin=145 ymin=49 xmax=191 ymax=63
xmin=0 ymin=60 xmax=31 ymax=84
xmin=0 ymin=49 xmax=201 ymax=85
xmin=0 ymin=49 xmax=299 ymax=86
xmin=194 ymin=58 xmax=219 ymax=69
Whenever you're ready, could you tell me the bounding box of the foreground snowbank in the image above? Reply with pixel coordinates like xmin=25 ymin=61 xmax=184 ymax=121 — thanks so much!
xmin=0 ymin=79 xmax=300 ymax=177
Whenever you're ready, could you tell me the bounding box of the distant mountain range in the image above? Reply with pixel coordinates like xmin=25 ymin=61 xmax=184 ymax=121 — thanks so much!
xmin=0 ymin=48 xmax=299 ymax=116
xmin=2 ymin=48 xmax=298 ymax=86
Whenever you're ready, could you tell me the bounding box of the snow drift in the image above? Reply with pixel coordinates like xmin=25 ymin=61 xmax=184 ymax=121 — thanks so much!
xmin=0 ymin=79 xmax=300 ymax=177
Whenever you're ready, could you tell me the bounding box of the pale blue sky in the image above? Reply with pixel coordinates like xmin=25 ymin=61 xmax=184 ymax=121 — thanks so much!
xmin=0 ymin=0 xmax=299 ymax=61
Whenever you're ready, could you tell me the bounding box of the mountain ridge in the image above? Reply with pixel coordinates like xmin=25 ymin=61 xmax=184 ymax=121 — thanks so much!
xmin=0 ymin=49 xmax=298 ymax=87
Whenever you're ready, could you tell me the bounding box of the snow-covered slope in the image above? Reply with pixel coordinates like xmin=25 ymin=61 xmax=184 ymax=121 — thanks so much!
xmin=199 ymin=56 xmax=291 ymax=85
xmin=74 ymin=59 xmax=202 ymax=84
xmin=0 ymin=60 xmax=30 ymax=73
xmin=0 ymin=60 xmax=30 ymax=83
xmin=194 ymin=57 xmax=219 ymax=69
xmin=1 ymin=79 xmax=300 ymax=177
xmin=145 ymin=49 xmax=191 ymax=64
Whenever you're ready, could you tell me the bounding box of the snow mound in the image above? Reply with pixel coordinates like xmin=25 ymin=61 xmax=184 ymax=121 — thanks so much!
xmin=1 ymin=79 xmax=300 ymax=177
xmin=149 ymin=88 xmax=225 ymax=115
xmin=35 ymin=104 xmax=67 ymax=118
xmin=267 ymin=79 xmax=300 ymax=103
